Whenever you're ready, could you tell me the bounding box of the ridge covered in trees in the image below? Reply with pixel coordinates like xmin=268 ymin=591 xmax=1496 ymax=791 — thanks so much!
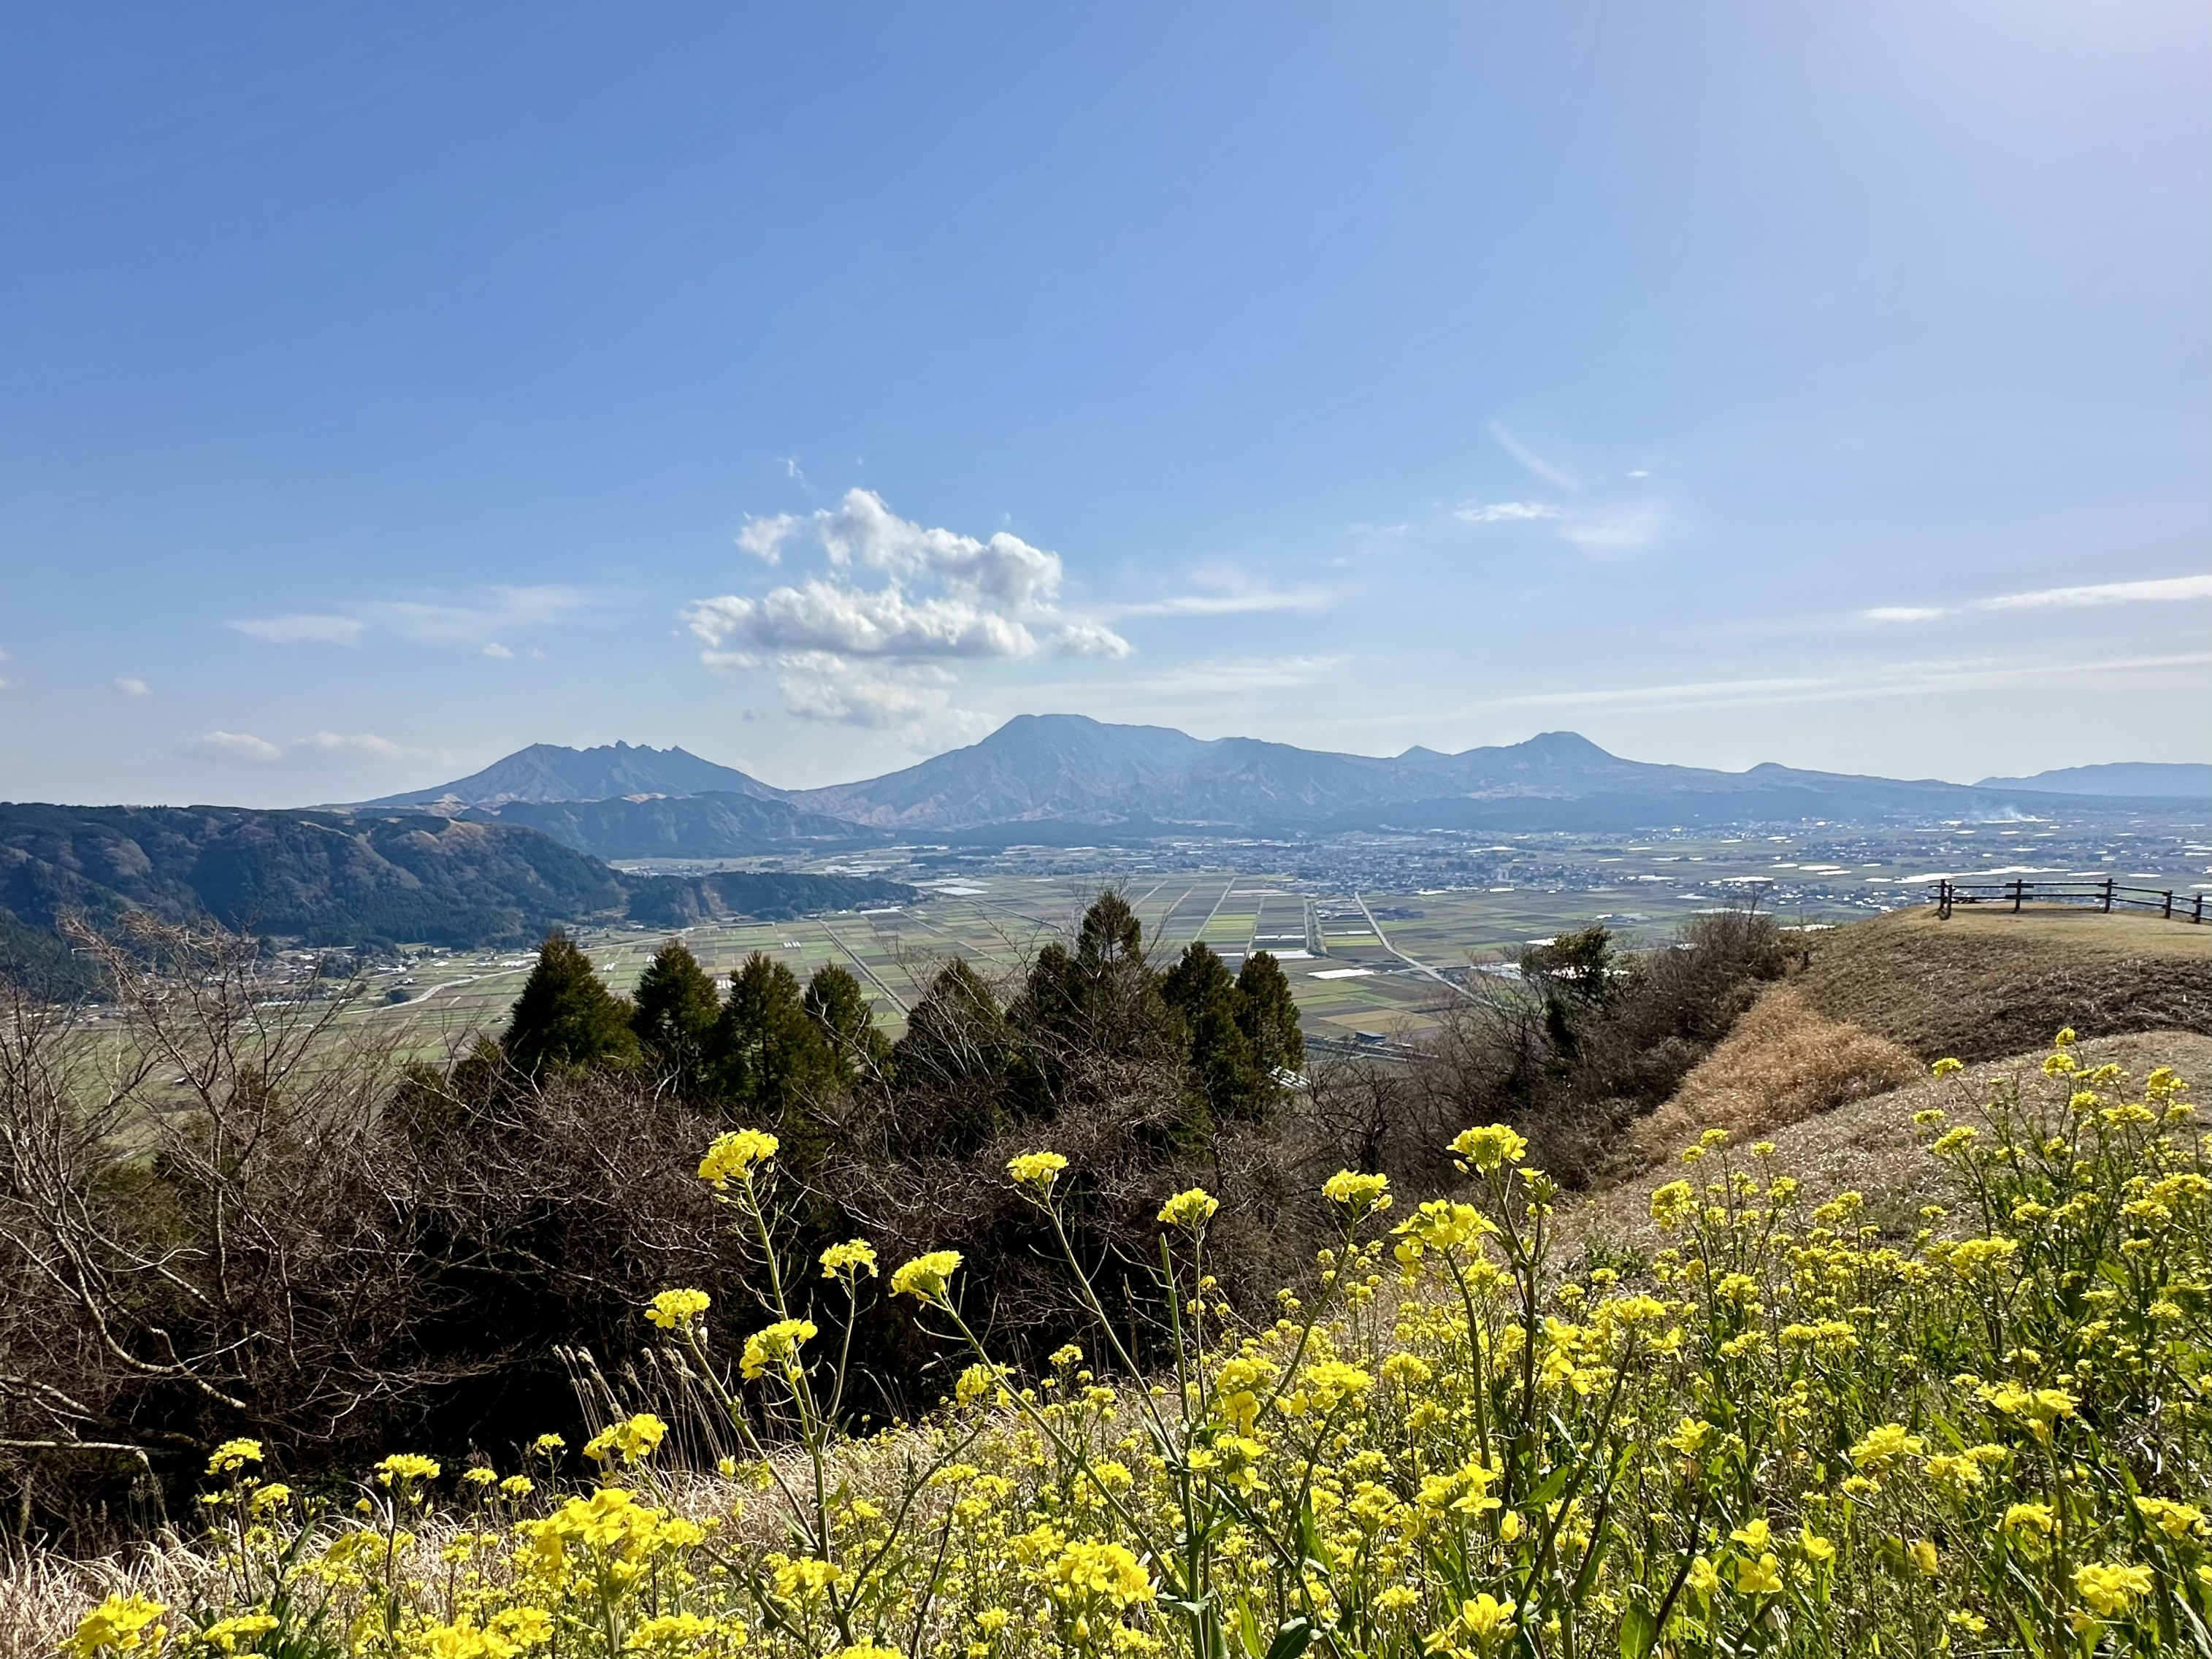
xmin=0 ymin=803 xmax=915 ymax=977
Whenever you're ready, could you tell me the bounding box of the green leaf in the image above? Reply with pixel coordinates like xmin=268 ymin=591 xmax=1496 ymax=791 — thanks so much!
xmin=1263 ymin=1617 xmax=1312 ymax=1659
xmin=1616 ymin=1605 xmax=1657 ymax=1659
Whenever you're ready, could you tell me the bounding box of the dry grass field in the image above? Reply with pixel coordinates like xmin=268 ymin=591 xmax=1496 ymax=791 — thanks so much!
xmin=1789 ymin=903 xmax=2208 ymax=1062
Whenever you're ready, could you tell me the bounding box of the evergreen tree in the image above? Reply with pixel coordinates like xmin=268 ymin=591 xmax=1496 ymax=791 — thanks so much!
xmin=501 ymin=931 xmax=641 ymax=1076
xmin=803 ymin=964 xmax=892 ymax=1087
xmin=711 ymin=952 xmax=839 ymax=1127
xmin=630 ymin=940 xmax=723 ymax=1092
xmin=1161 ymin=941 xmax=1270 ymax=1129
xmin=1234 ymin=949 xmax=1305 ymax=1076
xmin=1009 ymin=890 xmax=1181 ymax=1116
xmin=891 ymin=959 xmax=1025 ymax=1154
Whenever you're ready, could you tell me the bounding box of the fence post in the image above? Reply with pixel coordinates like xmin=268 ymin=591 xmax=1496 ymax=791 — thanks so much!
xmin=2165 ymin=890 xmax=2175 ymax=920
xmin=2013 ymin=878 xmax=2024 ymax=914
xmin=2102 ymin=878 xmax=2113 ymax=914
xmin=1936 ymin=879 xmax=1951 ymax=919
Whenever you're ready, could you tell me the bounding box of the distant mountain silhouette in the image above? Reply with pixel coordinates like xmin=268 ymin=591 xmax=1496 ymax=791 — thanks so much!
xmin=334 ymin=718 xmax=2201 ymax=854
xmin=355 ymin=742 xmax=782 ymax=808
xmin=783 ymin=714 xmax=2045 ymax=833
xmin=1977 ymin=762 xmax=2209 ymax=800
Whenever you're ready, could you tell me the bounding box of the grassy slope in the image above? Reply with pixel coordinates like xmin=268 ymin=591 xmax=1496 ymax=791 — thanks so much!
xmin=1790 ymin=903 xmax=2208 ymax=1062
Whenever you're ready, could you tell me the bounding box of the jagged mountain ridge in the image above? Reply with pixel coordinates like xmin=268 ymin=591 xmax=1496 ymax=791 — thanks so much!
xmin=781 ymin=716 xmax=2002 ymax=831
xmin=341 ymin=716 xmax=2198 ymax=850
xmin=357 ymin=742 xmax=780 ymax=809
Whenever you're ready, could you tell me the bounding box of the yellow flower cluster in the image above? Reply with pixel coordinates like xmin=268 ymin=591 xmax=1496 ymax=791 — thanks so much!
xmin=67 ymin=1035 xmax=2208 ymax=1659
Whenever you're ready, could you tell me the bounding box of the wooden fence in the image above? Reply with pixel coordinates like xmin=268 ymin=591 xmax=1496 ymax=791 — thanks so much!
xmin=1932 ymin=877 xmax=2208 ymax=924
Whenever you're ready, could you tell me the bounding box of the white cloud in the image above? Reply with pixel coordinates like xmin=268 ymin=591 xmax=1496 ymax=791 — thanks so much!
xmin=686 ymin=490 xmax=1128 ymax=730
xmin=186 ymin=729 xmax=419 ymax=766
xmin=229 ymin=613 xmax=367 ymax=645
xmin=737 ymin=513 xmax=797 ymax=563
xmin=481 ymin=643 xmax=514 ymax=659
xmin=116 ymin=677 xmax=151 ymax=697
xmin=1455 ymin=501 xmax=1560 ymax=524
xmin=686 ymin=581 xmax=1036 ymax=660
xmin=1978 ymin=574 xmax=2212 ymax=610
xmin=1054 ymin=620 xmax=1134 ymax=658
xmin=228 ymin=585 xmax=588 ymax=650
xmin=1865 ymin=607 xmax=1944 ymax=623
xmin=1488 ymin=421 xmax=1582 ymax=492
xmin=774 ymin=655 xmax=966 ymax=729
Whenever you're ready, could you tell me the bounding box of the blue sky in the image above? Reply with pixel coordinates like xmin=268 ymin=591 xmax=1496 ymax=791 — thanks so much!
xmin=1 ymin=1 xmax=2205 ymax=805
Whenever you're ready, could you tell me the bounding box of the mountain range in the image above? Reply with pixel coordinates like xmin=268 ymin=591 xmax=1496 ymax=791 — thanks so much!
xmin=335 ymin=717 xmax=2205 ymax=857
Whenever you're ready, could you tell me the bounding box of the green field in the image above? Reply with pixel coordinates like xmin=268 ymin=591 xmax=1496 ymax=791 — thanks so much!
xmin=348 ymin=852 xmax=1863 ymax=1062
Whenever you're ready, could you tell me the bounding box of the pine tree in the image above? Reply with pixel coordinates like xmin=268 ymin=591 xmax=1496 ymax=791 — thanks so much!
xmin=712 ymin=952 xmax=838 ymax=1124
xmin=891 ymin=959 xmax=1024 ymax=1153
xmin=803 ymin=964 xmax=892 ymax=1087
xmin=1009 ymin=890 xmax=1181 ymax=1116
xmin=630 ymin=940 xmax=724 ymax=1093
xmin=1160 ymin=941 xmax=1269 ymax=1128
xmin=501 ymin=931 xmax=640 ymax=1076
xmin=1234 ymin=949 xmax=1305 ymax=1077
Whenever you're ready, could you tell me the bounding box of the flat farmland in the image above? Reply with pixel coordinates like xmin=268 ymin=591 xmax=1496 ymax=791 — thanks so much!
xmin=351 ymin=859 xmax=1826 ymax=1060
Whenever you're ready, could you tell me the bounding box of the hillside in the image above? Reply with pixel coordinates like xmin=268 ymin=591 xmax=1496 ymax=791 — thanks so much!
xmin=1569 ymin=1027 xmax=2211 ymax=1259
xmin=459 ymin=792 xmax=880 ymax=859
xmin=1789 ymin=904 xmax=2209 ymax=1062
xmin=1977 ymin=759 xmax=2210 ymax=798
xmin=0 ymin=802 xmax=626 ymax=958
xmin=356 ymin=742 xmax=781 ymax=808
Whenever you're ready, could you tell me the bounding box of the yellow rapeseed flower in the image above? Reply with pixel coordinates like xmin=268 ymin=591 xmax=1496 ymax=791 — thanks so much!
xmin=1007 ymin=1151 xmax=1069 ymax=1188
xmin=697 ymin=1129 xmax=778 ymax=1189
xmin=819 ymin=1239 xmax=879 ymax=1280
xmin=891 ymin=1250 xmax=963 ymax=1301
xmin=1448 ymin=1124 xmax=1527 ymax=1173
xmin=1157 ymin=1189 xmax=1220 ymax=1230
xmin=645 ymin=1287 xmax=711 ymax=1330
xmin=1322 ymin=1169 xmax=1391 ymax=1211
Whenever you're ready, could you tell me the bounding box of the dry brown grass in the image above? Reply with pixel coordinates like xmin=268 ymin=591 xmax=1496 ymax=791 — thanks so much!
xmin=1602 ymin=985 xmax=1920 ymax=1179
xmin=1790 ymin=905 xmax=2208 ymax=1064
xmin=1563 ymin=1029 xmax=2212 ymax=1270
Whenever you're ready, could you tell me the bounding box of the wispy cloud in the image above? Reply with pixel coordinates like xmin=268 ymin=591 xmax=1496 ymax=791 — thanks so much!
xmin=115 ymin=677 xmax=151 ymax=698
xmin=229 ymin=613 xmax=367 ymax=645
xmin=1471 ymin=651 xmax=2211 ymax=717
xmin=1864 ymin=607 xmax=1944 ymax=624
xmin=1487 ymin=421 xmax=1581 ymax=492
xmin=1106 ymin=586 xmax=1331 ymax=618
xmin=228 ymin=585 xmax=589 ymax=651
xmin=1981 ymin=574 xmax=2212 ymax=609
xmin=1864 ymin=572 xmax=2212 ymax=623
xmin=1454 ymin=501 xmax=1559 ymax=524
xmin=186 ymin=729 xmax=422 ymax=766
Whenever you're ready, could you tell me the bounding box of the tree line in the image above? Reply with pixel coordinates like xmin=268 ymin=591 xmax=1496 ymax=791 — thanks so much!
xmin=489 ymin=891 xmax=1306 ymax=1164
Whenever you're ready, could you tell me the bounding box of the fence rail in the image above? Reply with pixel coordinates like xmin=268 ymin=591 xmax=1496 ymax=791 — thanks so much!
xmin=1932 ymin=877 xmax=2208 ymax=924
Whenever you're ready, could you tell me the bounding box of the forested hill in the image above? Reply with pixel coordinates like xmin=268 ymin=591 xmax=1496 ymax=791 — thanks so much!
xmin=0 ymin=804 xmax=628 ymax=959
xmin=0 ymin=803 xmax=922 ymax=986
